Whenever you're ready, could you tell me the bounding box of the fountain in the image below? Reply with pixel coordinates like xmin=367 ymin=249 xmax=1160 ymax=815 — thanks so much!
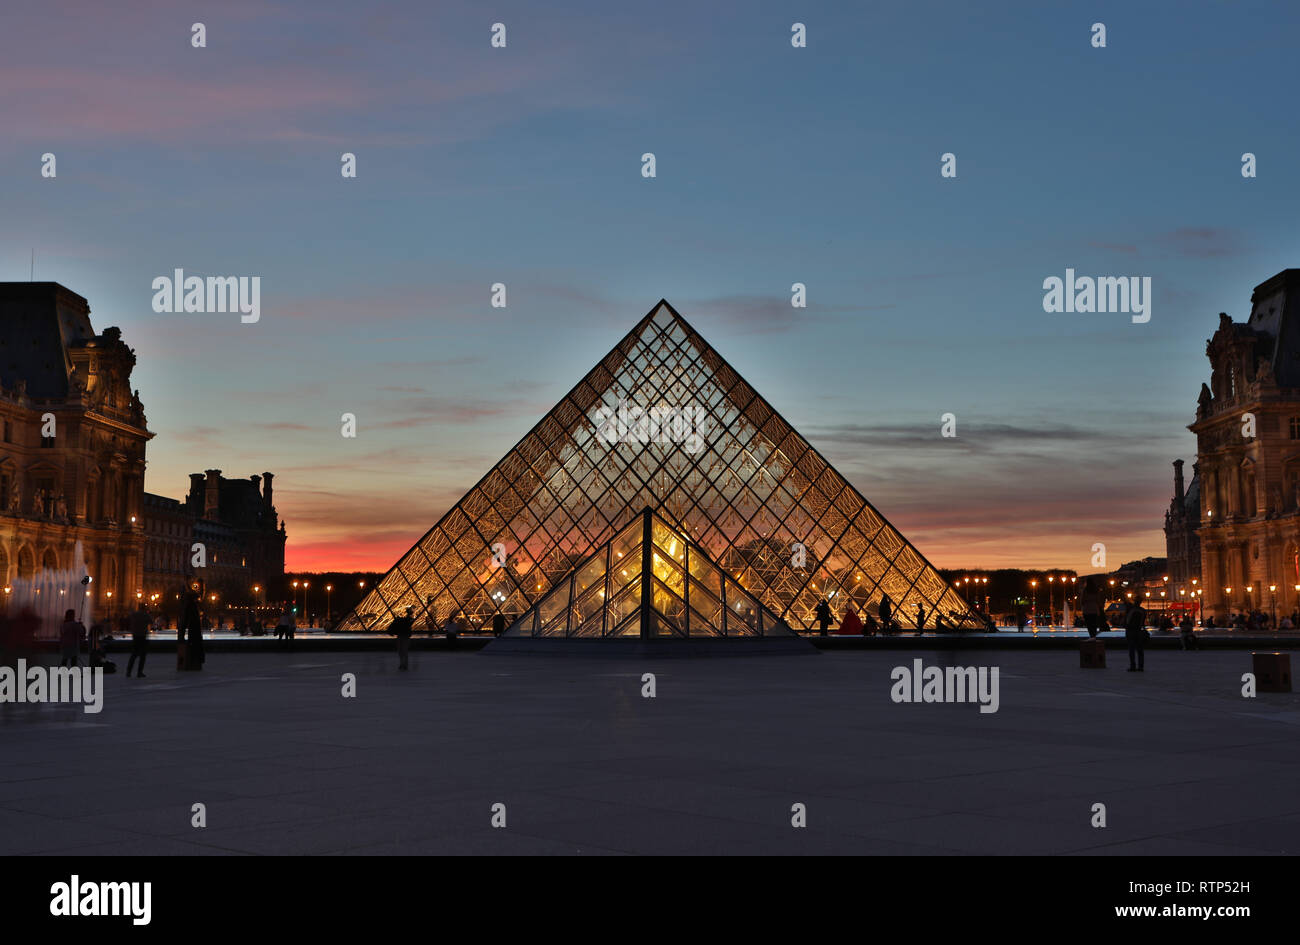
xmin=6 ymin=540 xmax=94 ymax=640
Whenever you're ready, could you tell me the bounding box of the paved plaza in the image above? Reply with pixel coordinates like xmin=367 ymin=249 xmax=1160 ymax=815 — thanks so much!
xmin=2 ymin=647 xmax=1298 ymax=855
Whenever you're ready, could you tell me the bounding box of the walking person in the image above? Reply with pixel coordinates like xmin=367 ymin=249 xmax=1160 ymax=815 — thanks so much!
xmin=814 ymin=598 xmax=833 ymax=637
xmin=58 ymin=609 xmax=83 ymax=667
xmin=390 ymin=606 xmax=415 ymax=670
xmin=1080 ymin=578 xmax=1104 ymax=638
xmin=1124 ymin=599 xmax=1148 ymax=672
xmin=126 ymin=603 xmax=151 ymax=677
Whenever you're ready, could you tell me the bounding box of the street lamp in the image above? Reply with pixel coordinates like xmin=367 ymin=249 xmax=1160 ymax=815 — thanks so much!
xmin=1270 ymin=585 xmax=1277 ymax=627
xmin=1030 ymin=579 xmax=1038 ymax=625
xmin=325 ymin=584 xmax=333 ymax=624
xmin=302 ymin=581 xmax=310 ymax=625
xmin=1048 ymin=575 xmax=1056 ymax=628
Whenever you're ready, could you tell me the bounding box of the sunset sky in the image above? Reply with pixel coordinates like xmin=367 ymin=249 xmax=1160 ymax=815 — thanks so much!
xmin=3 ymin=0 xmax=1298 ymax=573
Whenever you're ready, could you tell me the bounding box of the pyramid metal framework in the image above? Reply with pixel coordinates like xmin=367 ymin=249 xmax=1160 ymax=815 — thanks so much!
xmin=505 ymin=508 xmax=796 ymax=638
xmin=339 ymin=300 xmax=982 ymax=634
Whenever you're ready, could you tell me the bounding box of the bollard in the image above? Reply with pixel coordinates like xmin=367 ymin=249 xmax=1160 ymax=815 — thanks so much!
xmin=1252 ymin=652 xmax=1291 ymax=692
xmin=1080 ymin=638 xmax=1106 ymax=668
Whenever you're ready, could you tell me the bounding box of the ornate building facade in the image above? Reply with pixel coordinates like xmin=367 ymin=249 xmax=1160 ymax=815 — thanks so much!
xmin=0 ymin=282 xmax=151 ymax=610
xmin=1187 ymin=269 xmax=1300 ymax=620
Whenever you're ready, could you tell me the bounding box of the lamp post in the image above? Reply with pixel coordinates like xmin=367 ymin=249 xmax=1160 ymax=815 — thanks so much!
xmin=302 ymin=581 xmax=310 ymax=626
xmin=1030 ymin=579 xmax=1038 ymax=626
xmin=325 ymin=584 xmax=333 ymax=625
xmin=1270 ymin=585 xmax=1277 ymax=628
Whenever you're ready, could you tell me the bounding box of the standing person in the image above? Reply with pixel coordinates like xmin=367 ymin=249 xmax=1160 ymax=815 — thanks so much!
xmin=879 ymin=594 xmax=893 ymax=634
xmin=1124 ymin=599 xmax=1148 ymax=672
xmin=391 ymin=606 xmax=415 ymax=670
xmin=916 ymin=603 xmax=926 ymax=634
xmin=814 ymin=598 xmax=833 ymax=637
xmin=275 ymin=605 xmax=294 ymax=643
xmin=492 ymin=613 xmax=505 ymax=636
xmin=1179 ymin=613 xmax=1198 ymax=651
xmin=1080 ymin=578 xmax=1104 ymax=638
xmin=443 ymin=611 xmax=460 ymax=649
xmin=180 ymin=590 xmax=204 ymax=670
xmin=126 ymin=603 xmax=151 ymax=677
xmin=58 ymin=609 xmax=83 ymax=667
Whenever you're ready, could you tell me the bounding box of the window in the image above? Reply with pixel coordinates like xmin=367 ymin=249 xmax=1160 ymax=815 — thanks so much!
xmin=1290 ymin=417 xmax=1300 ymax=440
xmin=2 ymin=421 xmax=10 ymax=443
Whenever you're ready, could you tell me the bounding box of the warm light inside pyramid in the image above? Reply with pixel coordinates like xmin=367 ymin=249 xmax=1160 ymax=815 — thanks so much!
xmin=340 ymin=301 xmax=980 ymax=633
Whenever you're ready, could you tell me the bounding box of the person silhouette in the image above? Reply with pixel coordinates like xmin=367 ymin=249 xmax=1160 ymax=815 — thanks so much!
xmin=58 ymin=609 xmax=83 ymax=667
xmin=391 ymin=606 xmax=415 ymax=670
xmin=814 ymin=598 xmax=833 ymax=636
xmin=126 ymin=603 xmax=150 ymax=677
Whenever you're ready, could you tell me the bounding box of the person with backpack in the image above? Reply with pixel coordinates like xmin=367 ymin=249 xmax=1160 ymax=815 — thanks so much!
xmin=1124 ymin=599 xmax=1149 ymax=672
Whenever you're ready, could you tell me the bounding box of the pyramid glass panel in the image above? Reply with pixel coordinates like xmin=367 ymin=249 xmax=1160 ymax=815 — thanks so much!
xmin=342 ymin=301 xmax=983 ymax=635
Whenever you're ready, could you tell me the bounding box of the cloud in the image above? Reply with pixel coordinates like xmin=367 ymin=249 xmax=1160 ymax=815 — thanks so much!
xmin=1158 ymin=226 xmax=1243 ymax=260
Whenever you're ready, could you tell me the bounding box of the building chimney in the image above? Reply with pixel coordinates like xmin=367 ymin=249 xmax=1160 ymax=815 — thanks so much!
xmin=204 ymin=469 xmax=222 ymax=520
xmin=188 ymin=473 xmax=206 ymax=516
xmin=1173 ymin=459 xmax=1185 ymax=504
xmin=262 ymin=471 xmax=274 ymax=515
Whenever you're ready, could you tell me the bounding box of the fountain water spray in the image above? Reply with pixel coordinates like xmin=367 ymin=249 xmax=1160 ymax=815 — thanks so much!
xmin=7 ymin=540 xmax=94 ymax=640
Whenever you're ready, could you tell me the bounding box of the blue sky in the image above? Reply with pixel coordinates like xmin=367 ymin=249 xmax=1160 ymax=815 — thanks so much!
xmin=2 ymin=0 xmax=1297 ymax=569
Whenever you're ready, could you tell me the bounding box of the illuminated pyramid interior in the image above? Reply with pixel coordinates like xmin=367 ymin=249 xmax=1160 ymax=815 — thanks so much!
xmin=505 ymin=507 xmax=795 ymax=638
xmin=339 ymin=300 xmax=980 ymax=634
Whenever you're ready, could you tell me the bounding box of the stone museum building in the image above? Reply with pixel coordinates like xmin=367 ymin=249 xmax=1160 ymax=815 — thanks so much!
xmin=0 ymin=282 xmax=151 ymax=612
xmin=1175 ymin=268 xmax=1300 ymax=620
xmin=142 ymin=470 xmax=287 ymax=607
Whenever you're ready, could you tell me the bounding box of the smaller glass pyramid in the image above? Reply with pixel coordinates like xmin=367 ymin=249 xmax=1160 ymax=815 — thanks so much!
xmin=506 ymin=507 xmax=794 ymax=638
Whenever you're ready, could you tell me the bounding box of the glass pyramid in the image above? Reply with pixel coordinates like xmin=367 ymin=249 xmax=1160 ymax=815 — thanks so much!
xmin=506 ymin=508 xmax=794 ymax=638
xmin=339 ymin=300 xmax=982 ymax=634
